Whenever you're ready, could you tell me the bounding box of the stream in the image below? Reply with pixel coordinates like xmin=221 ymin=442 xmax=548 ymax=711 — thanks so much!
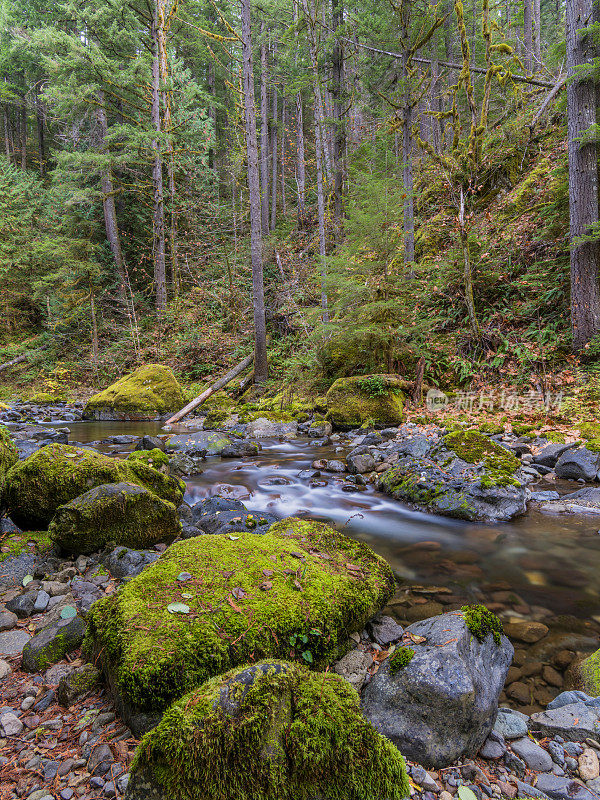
xmin=53 ymin=420 xmax=600 ymax=624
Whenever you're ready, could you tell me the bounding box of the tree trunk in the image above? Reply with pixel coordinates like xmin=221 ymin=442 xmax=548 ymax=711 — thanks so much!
xmin=241 ymin=0 xmax=268 ymax=380
xmin=90 ymin=290 xmax=99 ymax=375
xmin=401 ymin=11 xmax=415 ymax=271
xmin=20 ymin=102 xmax=26 ymax=169
xmin=260 ymin=23 xmax=269 ymax=236
xmin=332 ymin=0 xmax=346 ymax=237
xmin=567 ymin=0 xmax=600 ymax=349
xmin=270 ymin=56 xmax=278 ymax=232
xmin=281 ymin=96 xmax=287 ymax=215
xmin=533 ymin=0 xmax=542 ymax=67
xmin=459 ymin=187 xmax=481 ymax=339
xmin=293 ymin=0 xmax=306 ymax=221
xmin=444 ymin=0 xmax=454 ymax=60
xmin=151 ymin=2 xmax=167 ymax=311
xmin=36 ymin=99 xmax=45 ymax=177
xmin=523 ymin=0 xmax=533 ymax=72
xmin=302 ymin=0 xmax=329 ymax=321
xmin=208 ymin=58 xmax=217 ymax=171
xmin=3 ymin=106 xmax=11 ymax=162
xmin=97 ymin=94 xmax=128 ymax=303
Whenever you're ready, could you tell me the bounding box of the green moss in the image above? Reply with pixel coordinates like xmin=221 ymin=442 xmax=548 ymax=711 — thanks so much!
xmin=48 ymin=482 xmax=181 ymax=555
xmin=579 ymin=422 xmax=600 ymax=440
xmin=325 ymin=375 xmax=405 ymax=429
xmin=131 ymin=660 xmax=409 ymax=800
xmin=3 ymin=443 xmax=185 ymax=529
xmin=580 ymin=648 xmax=600 ymax=696
xmin=86 ymin=518 xmax=395 ymax=714
xmin=0 ymin=424 xmax=18 ymax=488
xmin=0 ymin=531 xmax=54 ymax=563
xmin=203 ymin=408 xmax=231 ymax=428
xmin=126 ymin=448 xmax=170 ymax=472
xmin=512 ymin=423 xmax=534 ymax=436
xmin=389 ymin=647 xmax=415 ymax=673
xmin=478 ymin=421 xmax=504 ymax=435
xmin=544 ymin=431 xmax=567 ymax=443
xmin=83 ymin=364 xmax=184 ymax=417
xmin=461 ymin=604 xmax=503 ymax=645
xmin=443 ymin=429 xmax=520 ymax=486
xmin=29 ymin=391 xmax=62 ymax=404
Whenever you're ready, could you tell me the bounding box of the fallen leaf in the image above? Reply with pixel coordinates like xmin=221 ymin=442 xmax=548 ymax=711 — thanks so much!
xmin=227 ymin=596 xmax=243 ymax=613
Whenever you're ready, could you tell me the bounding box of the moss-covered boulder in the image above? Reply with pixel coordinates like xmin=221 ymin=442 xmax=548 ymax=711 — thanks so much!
xmin=125 ymin=661 xmax=409 ymax=800
xmin=21 ymin=614 xmax=86 ymax=672
xmin=83 ymin=364 xmax=185 ymax=420
xmin=86 ymin=518 xmax=394 ymax=734
xmin=0 ymin=424 xmax=18 ymax=489
xmin=126 ymin=448 xmax=170 ymax=474
xmin=49 ymin=483 xmax=181 ymax=555
xmin=378 ymin=429 xmax=526 ymax=522
xmin=325 ymin=375 xmax=405 ymax=429
xmin=3 ymin=444 xmax=185 ymax=529
xmin=580 ymin=648 xmax=600 ymax=696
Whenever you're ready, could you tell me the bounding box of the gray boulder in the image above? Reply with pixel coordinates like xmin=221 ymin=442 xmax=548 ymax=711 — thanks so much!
xmin=21 ymin=615 xmax=86 ymax=672
xmin=347 ymin=452 xmax=376 ymax=474
xmin=535 ymin=773 xmax=596 ymax=800
xmin=533 ymin=442 xmax=577 ymax=467
xmin=100 ymin=546 xmax=161 ymax=580
xmin=361 ymin=610 xmax=513 ymax=767
xmin=529 ymin=702 xmax=600 ymax=742
xmin=555 ymin=448 xmax=600 ymax=481
xmin=245 ymin=418 xmax=298 ymax=438
xmin=561 ymin=487 xmax=600 ymax=507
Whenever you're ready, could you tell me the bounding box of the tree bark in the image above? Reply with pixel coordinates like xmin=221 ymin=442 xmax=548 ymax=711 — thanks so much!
xmin=151 ymin=2 xmax=167 ymax=311
xmin=401 ymin=6 xmax=415 ymax=271
xmin=293 ymin=0 xmax=306 ymax=221
xmin=566 ymin=0 xmax=600 ymax=349
xmin=332 ymin=0 xmax=346 ymax=237
xmin=97 ymin=94 xmax=128 ymax=303
xmin=241 ymin=0 xmax=268 ymax=380
xmin=523 ymin=0 xmax=533 ymax=72
xmin=36 ymin=90 xmax=45 ymax=177
xmin=281 ymin=96 xmax=287 ymax=215
xmin=533 ymin=0 xmax=542 ymax=67
xmin=3 ymin=106 xmax=11 ymax=162
xmin=260 ymin=22 xmax=269 ymax=236
xmin=20 ymin=101 xmax=26 ymax=169
xmin=270 ymin=50 xmax=278 ymax=232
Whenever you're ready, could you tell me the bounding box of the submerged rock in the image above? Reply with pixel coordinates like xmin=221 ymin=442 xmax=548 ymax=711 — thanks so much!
xmin=379 ymin=429 xmax=527 ymax=522
xmin=86 ymin=517 xmax=394 ymax=734
xmin=2 ymin=443 xmax=185 ymax=528
xmin=49 ymin=483 xmax=181 ymax=555
xmin=83 ymin=364 xmax=185 ymax=420
xmin=361 ymin=607 xmax=513 ymax=767
xmin=124 ymin=661 xmax=409 ymax=800
xmin=325 ymin=374 xmax=405 ymax=429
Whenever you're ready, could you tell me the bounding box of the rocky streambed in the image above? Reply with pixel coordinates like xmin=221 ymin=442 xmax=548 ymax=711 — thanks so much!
xmin=2 ymin=404 xmax=600 ymax=800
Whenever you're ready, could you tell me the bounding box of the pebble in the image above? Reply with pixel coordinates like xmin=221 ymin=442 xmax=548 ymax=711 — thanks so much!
xmin=579 ymin=748 xmax=600 ymax=781
xmin=511 ymin=737 xmax=554 ymax=772
xmin=0 ymin=711 xmax=24 ymax=736
xmin=494 ymin=707 xmax=529 ymax=740
xmin=60 ymin=790 xmax=75 ymax=800
xmin=20 ymin=696 xmax=35 ymax=711
xmin=0 ymin=658 xmax=11 ymax=678
xmin=0 ymin=610 xmax=18 ymax=630
xmin=34 ymin=590 xmax=50 ymax=613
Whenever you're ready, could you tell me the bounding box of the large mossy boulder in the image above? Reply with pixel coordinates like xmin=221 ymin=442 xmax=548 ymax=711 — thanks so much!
xmin=124 ymin=661 xmax=409 ymax=800
xmin=83 ymin=364 xmax=185 ymax=420
xmin=325 ymin=375 xmax=405 ymax=429
xmin=579 ymin=648 xmax=600 ymax=696
xmin=379 ymin=428 xmax=526 ymax=522
xmin=0 ymin=424 xmax=18 ymax=488
xmin=49 ymin=483 xmax=181 ymax=555
xmin=2 ymin=444 xmax=185 ymax=529
xmin=86 ymin=518 xmax=394 ymax=734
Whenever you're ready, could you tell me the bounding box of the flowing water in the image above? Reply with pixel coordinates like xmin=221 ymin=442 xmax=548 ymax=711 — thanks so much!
xmin=52 ymin=420 xmax=600 ymax=623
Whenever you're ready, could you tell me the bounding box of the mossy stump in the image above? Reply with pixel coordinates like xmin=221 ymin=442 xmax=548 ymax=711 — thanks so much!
xmin=125 ymin=660 xmax=409 ymax=800
xmin=325 ymin=375 xmax=405 ymax=429
xmin=49 ymin=482 xmax=181 ymax=555
xmin=3 ymin=444 xmax=185 ymax=529
xmin=83 ymin=364 xmax=185 ymax=420
xmin=86 ymin=518 xmax=394 ymax=734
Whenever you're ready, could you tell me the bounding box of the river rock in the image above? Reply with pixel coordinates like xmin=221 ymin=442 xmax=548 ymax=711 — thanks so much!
xmin=245 ymin=418 xmax=298 ymax=438
xmin=511 ymin=737 xmax=554 ymax=772
xmin=83 ymin=364 xmax=185 ymax=420
xmin=333 ymin=648 xmax=374 ymax=690
xmin=6 ymin=591 xmax=36 ymax=618
xmin=191 ymin=507 xmax=279 ymax=536
xmin=494 ymin=707 xmax=529 ymax=739
xmin=578 ymin=748 xmax=600 ymax=781
xmin=347 ymin=452 xmax=376 ymax=474
xmin=0 ymin=532 xmax=57 ymax=589
xmin=561 ymin=487 xmax=600 ymax=508
xmin=504 ymin=621 xmax=549 ymax=643
xmin=0 ymin=610 xmax=17 ymax=630
xmin=21 ymin=614 xmax=86 ymax=672
xmin=555 ymin=448 xmax=600 ymax=481
xmin=529 ymin=702 xmax=600 ymax=741
xmin=0 ymin=628 xmax=31 ymax=655
xmin=0 ymin=711 xmax=23 ymax=737
xmin=361 ymin=609 xmax=513 ymax=767
xmin=123 ymin=661 xmax=409 ymax=800
xmin=134 ymin=435 xmax=165 ymax=452
xmin=87 ymin=518 xmax=394 ymax=735
xmin=99 ymin=547 xmax=161 ymax=580
xmin=367 ymin=614 xmax=404 ymax=646
xmin=535 ymin=773 xmax=597 ymax=800
xmin=57 ymin=664 xmax=101 ymax=706
xmin=533 ymin=442 xmax=577 ymax=467
xmin=379 ymin=429 xmax=527 ymax=522
xmin=48 ymin=482 xmax=181 ymax=554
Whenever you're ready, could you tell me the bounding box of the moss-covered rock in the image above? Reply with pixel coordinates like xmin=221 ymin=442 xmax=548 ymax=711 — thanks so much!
xmin=126 ymin=660 xmax=409 ymax=800
xmin=0 ymin=424 xmax=18 ymax=490
xmin=325 ymin=375 xmax=405 ymax=429
xmin=580 ymin=648 xmax=600 ymax=696
xmin=83 ymin=364 xmax=185 ymax=420
xmin=22 ymin=614 xmax=86 ymax=672
xmin=29 ymin=392 xmax=61 ymax=405
xmin=126 ymin=449 xmax=170 ymax=474
xmin=86 ymin=518 xmax=394 ymax=731
xmin=3 ymin=444 xmax=185 ymax=529
xmin=443 ymin=429 xmax=520 ymax=487
xmin=49 ymin=482 xmax=181 ymax=555
xmin=57 ymin=663 xmax=101 ymax=706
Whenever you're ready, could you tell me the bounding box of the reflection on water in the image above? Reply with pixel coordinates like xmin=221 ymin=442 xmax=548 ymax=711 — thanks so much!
xmin=46 ymin=422 xmax=600 ymax=620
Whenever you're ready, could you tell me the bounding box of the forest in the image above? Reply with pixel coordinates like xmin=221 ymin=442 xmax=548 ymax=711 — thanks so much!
xmin=0 ymin=0 xmax=594 ymax=400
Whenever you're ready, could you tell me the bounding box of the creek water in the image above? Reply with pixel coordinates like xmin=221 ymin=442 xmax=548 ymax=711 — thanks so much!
xmin=51 ymin=419 xmax=600 ymax=623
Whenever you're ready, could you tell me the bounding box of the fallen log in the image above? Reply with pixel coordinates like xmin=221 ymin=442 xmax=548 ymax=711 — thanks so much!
xmin=166 ymin=353 xmax=254 ymax=424
xmin=0 ymin=353 xmax=29 ymax=373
